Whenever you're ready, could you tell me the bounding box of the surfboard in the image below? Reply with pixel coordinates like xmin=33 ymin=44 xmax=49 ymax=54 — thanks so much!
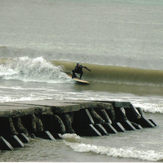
xmin=67 ymin=74 xmax=90 ymax=85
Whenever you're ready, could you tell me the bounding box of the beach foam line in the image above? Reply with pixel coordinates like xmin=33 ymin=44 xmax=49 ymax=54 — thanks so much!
xmin=65 ymin=142 xmax=163 ymax=161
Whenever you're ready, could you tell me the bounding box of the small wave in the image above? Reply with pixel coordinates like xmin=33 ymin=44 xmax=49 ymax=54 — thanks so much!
xmin=0 ymin=56 xmax=71 ymax=83
xmin=65 ymin=142 xmax=163 ymax=161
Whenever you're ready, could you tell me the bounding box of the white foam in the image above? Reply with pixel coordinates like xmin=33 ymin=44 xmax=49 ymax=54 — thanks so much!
xmin=0 ymin=85 xmax=54 ymax=91
xmin=65 ymin=142 xmax=163 ymax=161
xmin=61 ymin=91 xmax=163 ymax=113
xmin=133 ymin=102 xmax=163 ymax=114
xmin=61 ymin=133 xmax=81 ymax=143
xmin=130 ymin=95 xmax=163 ymax=114
xmin=0 ymin=56 xmax=71 ymax=83
xmin=0 ymin=95 xmax=52 ymax=103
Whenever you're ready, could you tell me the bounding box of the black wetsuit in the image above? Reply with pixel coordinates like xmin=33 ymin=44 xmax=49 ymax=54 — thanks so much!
xmin=72 ymin=65 xmax=84 ymax=79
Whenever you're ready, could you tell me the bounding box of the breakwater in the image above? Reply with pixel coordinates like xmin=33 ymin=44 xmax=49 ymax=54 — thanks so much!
xmin=0 ymin=100 xmax=157 ymax=150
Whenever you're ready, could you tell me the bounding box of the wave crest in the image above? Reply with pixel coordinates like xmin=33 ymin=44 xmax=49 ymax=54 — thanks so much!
xmin=0 ymin=56 xmax=71 ymax=83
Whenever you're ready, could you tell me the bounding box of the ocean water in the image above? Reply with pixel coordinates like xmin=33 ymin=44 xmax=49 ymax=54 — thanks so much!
xmin=0 ymin=0 xmax=163 ymax=162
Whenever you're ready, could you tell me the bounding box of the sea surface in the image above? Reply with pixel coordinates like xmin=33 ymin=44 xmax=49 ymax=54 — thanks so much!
xmin=0 ymin=0 xmax=163 ymax=162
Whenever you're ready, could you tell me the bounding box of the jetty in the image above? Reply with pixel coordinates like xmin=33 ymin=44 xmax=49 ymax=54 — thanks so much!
xmin=0 ymin=99 xmax=157 ymax=150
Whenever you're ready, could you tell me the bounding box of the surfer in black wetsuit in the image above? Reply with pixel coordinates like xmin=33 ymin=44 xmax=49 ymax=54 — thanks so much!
xmin=72 ymin=63 xmax=91 ymax=79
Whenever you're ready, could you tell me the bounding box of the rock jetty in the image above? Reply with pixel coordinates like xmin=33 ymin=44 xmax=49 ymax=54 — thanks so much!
xmin=0 ymin=100 xmax=157 ymax=150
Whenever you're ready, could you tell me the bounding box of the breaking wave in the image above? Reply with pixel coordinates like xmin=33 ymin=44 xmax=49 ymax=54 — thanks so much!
xmin=0 ymin=55 xmax=163 ymax=87
xmin=0 ymin=56 xmax=71 ymax=83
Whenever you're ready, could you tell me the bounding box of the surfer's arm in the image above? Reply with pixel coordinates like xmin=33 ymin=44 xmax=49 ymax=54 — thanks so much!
xmin=83 ymin=66 xmax=91 ymax=72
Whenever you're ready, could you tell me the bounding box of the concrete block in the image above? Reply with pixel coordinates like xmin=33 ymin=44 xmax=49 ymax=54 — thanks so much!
xmin=18 ymin=133 xmax=30 ymax=143
xmin=131 ymin=122 xmax=142 ymax=129
xmin=94 ymin=124 xmax=108 ymax=135
xmin=102 ymin=123 xmax=117 ymax=134
xmin=112 ymin=122 xmax=125 ymax=132
xmin=149 ymin=119 xmax=157 ymax=127
xmin=36 ymin=131 xmax=56 ymax=141
xmin=79 ymin=124 xmax=102 ymax=136
xmin=120 ymin=120 xmax=136 ymax=131
xmin=137 ymin=118 xmax=155 ymax=128
xmin=0 ymin=136 xmax=13 ymax=150
xmin=6 ymin=135 xmax=24 ymax=148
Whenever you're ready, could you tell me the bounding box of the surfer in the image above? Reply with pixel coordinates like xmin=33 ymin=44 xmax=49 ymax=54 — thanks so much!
xmin=72 ymin=63 xmax=91 ymax=79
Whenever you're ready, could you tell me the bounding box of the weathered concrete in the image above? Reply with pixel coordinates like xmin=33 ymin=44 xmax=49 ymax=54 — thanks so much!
xmin=0 ymin=99 xmax=157 ymax=150
xmin=0 ymin=100 xmax=111 ymax=116
xmin=0 ymin=136 xmax=13 ymax=150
